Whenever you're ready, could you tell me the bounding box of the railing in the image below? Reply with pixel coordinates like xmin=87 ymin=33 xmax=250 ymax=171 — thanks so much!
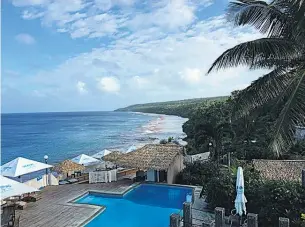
xmin=170 ymin=203 xmax=291 ymax=227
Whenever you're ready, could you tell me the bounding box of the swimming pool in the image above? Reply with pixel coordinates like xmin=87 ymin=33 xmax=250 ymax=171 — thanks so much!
xmin=75 ymin=184 xmax=193 ymax=227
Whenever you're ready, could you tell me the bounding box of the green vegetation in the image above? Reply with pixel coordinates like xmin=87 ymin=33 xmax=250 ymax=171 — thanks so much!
xmin=177 ymin=161 xmax=305 ymax=227
xmin=208 ymin=0 xmax=305 ymax=158
xmin=116 ymin=1 xmax=305 ymax=225
xmin=115 ymin=96 xmax=227 ymax=118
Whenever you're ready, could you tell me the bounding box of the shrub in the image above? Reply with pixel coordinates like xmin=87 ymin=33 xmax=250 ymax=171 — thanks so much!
xmin=159 ymin=139 xmax=167 ymax=144
xmin=203 ymin=164 xmax=305 ymax=226
xmin=175 ymin=161 xmax=219 ymax=187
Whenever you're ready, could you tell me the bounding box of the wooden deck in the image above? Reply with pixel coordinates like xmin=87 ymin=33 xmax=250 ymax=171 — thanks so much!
xmin=17 ymin=180 xmax=134 ymax=227
xmin=17 ymin=181 xmax=213 ymax=227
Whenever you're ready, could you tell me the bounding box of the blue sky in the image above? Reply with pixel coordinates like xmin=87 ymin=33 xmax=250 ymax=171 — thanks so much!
xmin=2 ymin=0 xmax=265 ymax=113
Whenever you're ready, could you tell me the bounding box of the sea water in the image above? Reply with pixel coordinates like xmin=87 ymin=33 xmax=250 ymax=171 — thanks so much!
xmin=1 ymin=111 xmax=187 ymax=165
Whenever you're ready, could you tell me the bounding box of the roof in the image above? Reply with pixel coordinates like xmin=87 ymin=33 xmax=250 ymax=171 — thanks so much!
xmin=113 ymin=144 xmax=183 ymax=170
xmin=53 ymin=160 xmax=85 ymax=173
xmin=102 ymin=151 xmax=123 ymax=162
xmin=253 ymin=159 xmax=305 ymax=182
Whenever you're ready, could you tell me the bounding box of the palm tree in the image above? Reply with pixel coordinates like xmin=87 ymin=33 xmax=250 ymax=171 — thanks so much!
xmin=208 ymin=0 xmax=305 ymax=157
xmin=194 ymin=122 xmax=234 ymax=161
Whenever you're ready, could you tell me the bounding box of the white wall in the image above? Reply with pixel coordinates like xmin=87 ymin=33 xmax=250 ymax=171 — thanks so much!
xmin=24 ymin=173 xmax=58 ymax=189
xmin=167 ymin=154 xmax=184 ymax=184
xmin=146 ymin=169 xmax=155 ymax=182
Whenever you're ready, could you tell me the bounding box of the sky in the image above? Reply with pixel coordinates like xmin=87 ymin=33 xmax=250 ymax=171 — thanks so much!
xmin=2 ymin=0 xmax=266 ymax=113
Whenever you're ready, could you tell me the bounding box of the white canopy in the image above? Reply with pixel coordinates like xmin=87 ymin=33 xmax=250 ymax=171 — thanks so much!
xmin=92 ymin=149 xmax=112 ymax=159
xmin=235 ymin=167 xmax=247 ymax=216
xmin=126 ymin=145 xmax=137 ymax=153
xmin=0 ymin=175 xmax=38 ymax=200
xmin=71 ymin=154 xmax=100 ymax=166
xmin=1 ymin=157 xmax=53 ymax=177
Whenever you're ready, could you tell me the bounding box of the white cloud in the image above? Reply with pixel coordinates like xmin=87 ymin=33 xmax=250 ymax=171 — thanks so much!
xmin=5 ymin=0 xmax=271 ymax=112
xmin=15 ymin=33 xmax=36 ymax=45
xmin=76 ymin=81 xmax=88 ymax=94
xmin=180 ymin=68 xmax=202 ymax=84
xmin=12 ymin=0 xmax=48 ymax=7
xmin=97 ymin=77 xmax=121 ymax=93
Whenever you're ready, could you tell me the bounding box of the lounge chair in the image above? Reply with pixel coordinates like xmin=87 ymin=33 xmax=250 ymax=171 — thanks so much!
xmin=22 ymin=192 xmax=42 ymax=202
xmin=67 ymin=178 xmax=78 ymax=184
xmin=59 ymin=180 xmax=70 ymax=185
xmin=15 ymin=201 xmax=27 ymax=210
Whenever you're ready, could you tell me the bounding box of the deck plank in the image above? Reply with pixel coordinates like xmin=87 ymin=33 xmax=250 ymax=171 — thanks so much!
xmin=17 ymin=180 xmax=133 ymax=227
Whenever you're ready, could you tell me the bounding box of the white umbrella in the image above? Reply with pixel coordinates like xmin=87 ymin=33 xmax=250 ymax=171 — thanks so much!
xmin=92 ymin=149 xmax=112 ymax=159
xmin=235 ymin=167 xmax=247 ymax=216
xmin=126 ymin=145 xmax=137 ymax=153
xmin=0 ymin=175 xmax=38 ymax=200
xmin=1 ymin=157 xmax=53 ymax=178
xmin=71 ymin=154 xmax=100 ymax=166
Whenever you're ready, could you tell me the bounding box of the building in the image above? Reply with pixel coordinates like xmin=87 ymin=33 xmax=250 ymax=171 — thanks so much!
xmin=253 ymin=159 xmax=305 ymax=182
xmin=112 ymin=144 xmax=185 ymax=184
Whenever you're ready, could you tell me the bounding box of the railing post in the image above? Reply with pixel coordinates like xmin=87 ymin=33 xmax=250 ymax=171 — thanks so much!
xmin=247 ymin=213 xmax=258 ymax=227
xmin=279 ymin=217 xmax=289 ymax=227
xmin=192 ymin=188 xmax=195 ymax=203
xmin=215 ymin=207 xmax=225 ymax=227
xmin=170 ymin=213 xmax=180 ymax=227
xmin=302 ymin=169 xmax=305 ymax=188
xmin=183 ymin=202 xmax=192 ymax=227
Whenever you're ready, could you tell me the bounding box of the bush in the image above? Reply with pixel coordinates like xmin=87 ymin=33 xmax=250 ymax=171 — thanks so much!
xmin=159 ymin=139 xmax=167 ymax=144
xmin=175 ymin=161 xmax=219 ymax=187
xmin=203 ymin=164 xmax=305 ymax=227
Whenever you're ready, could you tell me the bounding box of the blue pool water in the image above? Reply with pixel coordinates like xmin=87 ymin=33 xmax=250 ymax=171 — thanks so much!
xmin=76 ymin=184 xmax=192 ymax=227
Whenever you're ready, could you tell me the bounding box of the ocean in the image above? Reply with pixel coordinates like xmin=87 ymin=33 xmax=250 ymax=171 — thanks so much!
xmin=1 ymin=111 xmax=187 ymax=165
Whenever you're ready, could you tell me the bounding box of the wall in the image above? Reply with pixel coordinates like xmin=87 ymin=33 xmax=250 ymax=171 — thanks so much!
xmin=147 ymin=169 xmax=155 ymax=181
xmin=167 ymin=154 xmax=184 ymax=184
xmin=24 ymin=173 xmax=58 ymax=189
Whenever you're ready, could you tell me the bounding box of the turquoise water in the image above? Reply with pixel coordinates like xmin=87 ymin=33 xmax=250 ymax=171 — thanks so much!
xmin=76 ymin=184 xmax=192 ymax=227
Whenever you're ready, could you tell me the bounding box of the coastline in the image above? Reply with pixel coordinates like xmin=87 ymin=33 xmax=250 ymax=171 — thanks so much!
xmin=2 ymin=111 xmax=188 ymax=166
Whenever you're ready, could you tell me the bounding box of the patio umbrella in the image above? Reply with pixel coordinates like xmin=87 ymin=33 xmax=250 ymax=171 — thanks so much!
xmin=52 ymin=160 xmax=85 ymax=173
xmin=71 ymin=154 xmax=100 ymax=166
xmin=1 ymin=157 xmax=53 ymax=178
xmin=126 ymin=145 xmax=137 ymax=153
xmin=0 ymin=175 xmax=38 ymax=200
xmin=92 ymin=149 xmax=112 ymax=159
xmin=235 ymin=167 xmax=247 ymax=216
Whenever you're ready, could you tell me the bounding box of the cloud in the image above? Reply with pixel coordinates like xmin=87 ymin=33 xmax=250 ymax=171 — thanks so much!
xmin=5 ymin=0 xmax=270 ymax=112
xmin=15 ymin=33 xmax=36 ymax=45
xmin=97 ymin=77 xmax=120 ymax=93
xmin=76 ymin=81 xmax=88 ymax=94
xmin=180 ymin=68 xmax=202 ymax=84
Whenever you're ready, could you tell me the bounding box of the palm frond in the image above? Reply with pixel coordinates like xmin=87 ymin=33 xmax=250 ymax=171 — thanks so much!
xmin=270 ymin=69 xmax=305 ymax=157
xmin=232 ymin=68 xmax=296 ymax=117
xmin=249 ymin=56 xmax=305 ymax=70
xmin=207 ymin=38 xmax=298 ymax=73
xmin=227 ymin=0 xmax=288 ymax=37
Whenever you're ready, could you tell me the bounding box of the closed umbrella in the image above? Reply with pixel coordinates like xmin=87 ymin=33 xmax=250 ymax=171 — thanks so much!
xmin=235 ymin=167 xmax=247 ymax=216
xmin=0 ymin=175 xmax=38 ymax=200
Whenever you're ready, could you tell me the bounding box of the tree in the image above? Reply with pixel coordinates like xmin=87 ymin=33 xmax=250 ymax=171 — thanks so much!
xmin=208 ymin=0 xmax=305 ymax=158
